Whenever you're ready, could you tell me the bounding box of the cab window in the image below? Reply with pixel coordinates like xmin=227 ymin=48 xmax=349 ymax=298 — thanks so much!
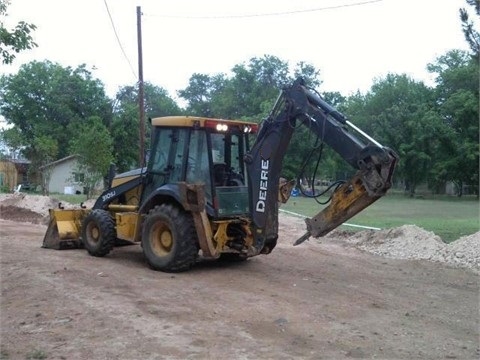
xmin=186 ymin=129 xmax=211 ymax=190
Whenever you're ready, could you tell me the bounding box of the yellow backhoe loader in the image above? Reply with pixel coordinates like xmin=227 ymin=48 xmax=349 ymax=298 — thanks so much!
xmin=42 ymin=78 xmax=398 ymax=272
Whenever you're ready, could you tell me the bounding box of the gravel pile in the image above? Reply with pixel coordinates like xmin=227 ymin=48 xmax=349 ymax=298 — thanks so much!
xmin=343 ymin=225 xmax=480 ymax=272
xmin=0 ymin=193 xmax=80 ymax=222
xmin=0 ymin=193 xmax=61 ymax=215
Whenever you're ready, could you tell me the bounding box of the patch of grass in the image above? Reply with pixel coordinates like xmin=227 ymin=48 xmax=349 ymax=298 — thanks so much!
xmin=0 ymin=348 xmax=9 ymax=359
xmin=282 ymin=194 xmax=479 ymax=243
xmin=25 ymin=349 xmax=47 ymax=360
xmin=49 ymin=193 xmax=88 ymax=205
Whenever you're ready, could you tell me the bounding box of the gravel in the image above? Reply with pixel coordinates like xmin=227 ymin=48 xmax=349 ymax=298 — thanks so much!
xmin=332 ymin=225 xmax=480 ymax=272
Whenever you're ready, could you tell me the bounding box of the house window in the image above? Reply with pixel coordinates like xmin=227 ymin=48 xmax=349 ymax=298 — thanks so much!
xmin=73 ymin=172 xmax=85 ymax=182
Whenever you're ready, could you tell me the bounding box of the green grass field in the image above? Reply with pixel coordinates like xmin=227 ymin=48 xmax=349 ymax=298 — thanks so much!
xmin=282 ymin=194 xmax=479 ymax=243
xmin=52 ymin=193 xmax=88 ymax=204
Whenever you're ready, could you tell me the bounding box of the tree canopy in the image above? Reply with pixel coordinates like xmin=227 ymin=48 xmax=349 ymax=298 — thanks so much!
xmin=0 ymin=60 xmax=112 ymax=161
xmin=0 ymin=48 xmax=477 ymax=197
xmin=111 ymin=82 xmax=183 ymax=172
xmin=427 ymin=50 xmax=479 ymax=195
xmin=69 ymin=116 xmax=113 ymax=198
xmin=0 ymin=0 xmax=37 ymax=64
xmin=459 ymin=0 xmax=480 ymax=58
xmin=178 ymin=55 xmax=322 ymax=121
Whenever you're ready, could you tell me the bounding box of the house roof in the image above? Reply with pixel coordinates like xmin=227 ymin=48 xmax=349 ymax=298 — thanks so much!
xmin=0 ymin=157 xmax=31 ymax=165
xmin=39 ymin=155 xmax=78 ymax=170
xmin=10 ymin=158 xmax=31 ymax=165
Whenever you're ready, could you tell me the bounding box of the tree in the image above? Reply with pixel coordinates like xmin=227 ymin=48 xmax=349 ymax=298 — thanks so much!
xmin=293 ymin=61 xmax=322 ymax=88
xmin=427 ymin=50 xmax=479 ymax=196
xmin=213 ymin=57 xmax=283 ymax=119
xmin=1 ymin=60 xmax=112 ymax=190
xmin=459 ymin=0 xmax=480 ymax=58
xmin=0 ymin=60 xmax=112 ymax=161
xmin=0 ymin=0 xmax=37 ymax=64
xmin=179 ymin=55 xmax=288 ymax=119
xmin=69 ymin=116 xmax=113 ymax=199
xmin=344 ymin=74 xmax=438 ymax=196
xmin=178 ymin=55 xmax=323 ymax=121
xmin=35 ymin=135 xmax=58 ymax=195
xmin=110 ymin=101 xmax=139 ymax=173
xmin=0 ymin=125 xmax=23 ymax=158
xmin=177 ymin=73 xmax=227 ymax=117
xmin=111 ymin=82 xmax=182 ymax=172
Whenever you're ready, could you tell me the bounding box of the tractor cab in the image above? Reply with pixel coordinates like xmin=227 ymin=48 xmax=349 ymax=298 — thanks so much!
xmin=144 ymin=116 xmax=258 ymax=218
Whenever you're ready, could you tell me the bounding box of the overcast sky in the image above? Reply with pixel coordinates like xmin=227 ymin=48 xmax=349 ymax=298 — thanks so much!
xmin=2 ymin=0 xmax=473 ymax=102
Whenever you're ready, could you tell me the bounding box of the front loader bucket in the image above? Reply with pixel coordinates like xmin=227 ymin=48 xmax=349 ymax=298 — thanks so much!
xmin=42 ymin=208 xmax=89 ymax=250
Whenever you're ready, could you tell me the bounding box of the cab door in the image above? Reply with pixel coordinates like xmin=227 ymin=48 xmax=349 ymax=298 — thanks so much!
xmin=142 ymin=127 xmax=188 ymax=201
xmin=185 ymin=128 xmax=212 ymax=201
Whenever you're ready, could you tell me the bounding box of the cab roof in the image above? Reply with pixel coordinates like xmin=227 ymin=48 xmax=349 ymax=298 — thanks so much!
xmin=151 ymin=116 xmax=258 ymax=129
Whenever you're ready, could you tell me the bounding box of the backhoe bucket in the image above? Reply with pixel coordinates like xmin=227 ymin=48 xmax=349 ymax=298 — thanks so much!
xmin=42 ymin=208 xmax=89 ymax=250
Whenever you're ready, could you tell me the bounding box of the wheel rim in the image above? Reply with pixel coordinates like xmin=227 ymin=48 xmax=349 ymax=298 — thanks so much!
xmin=87 ymin=222 xmax=100 ymax=244
xmin=150 ymin=222 xmax=173 ymax=256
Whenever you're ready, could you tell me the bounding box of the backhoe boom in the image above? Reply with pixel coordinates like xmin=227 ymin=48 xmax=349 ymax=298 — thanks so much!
xmin=246 ymin=77 xmax=398 ymax=249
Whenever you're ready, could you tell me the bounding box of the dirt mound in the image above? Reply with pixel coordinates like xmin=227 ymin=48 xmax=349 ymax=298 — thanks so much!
xmin=0 ymin=194 xmax=61 ymax=217
xmin=336 ymin=224 xmax=480 ymax=271
xmin=0 ymin=193 xmax=79 ymax=223
xmin=0 ymin=205 xmax=46 ymax=224
xmin=344 ymin=225 xmax=445 ymax=258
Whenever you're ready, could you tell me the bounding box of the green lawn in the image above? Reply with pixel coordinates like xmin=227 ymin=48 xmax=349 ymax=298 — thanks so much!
xmin=281 ymin=194 xmax=479 ymax=243
xmin=51 ymin=193 xmax=88 ymax=204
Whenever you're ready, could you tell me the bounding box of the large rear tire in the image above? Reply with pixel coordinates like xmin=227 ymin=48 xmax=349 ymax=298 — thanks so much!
xmin=82 ymin=209 xmax=116 ymax=257
xmin=141 ymin=204 xmax=198 ymax=272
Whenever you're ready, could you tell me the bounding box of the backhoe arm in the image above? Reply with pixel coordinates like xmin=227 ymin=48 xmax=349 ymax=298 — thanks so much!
xmin=294 ymin=149 xmax=397 ymax=245
xmin=245 ymin=78 xmax=398 ymax=251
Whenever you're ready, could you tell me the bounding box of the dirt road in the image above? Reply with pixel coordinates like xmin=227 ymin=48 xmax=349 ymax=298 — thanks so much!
xmin=1 ymin=216 xmax=478 ymax=360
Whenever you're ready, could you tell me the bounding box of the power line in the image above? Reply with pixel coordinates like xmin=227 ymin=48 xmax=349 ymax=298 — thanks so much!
xmin=103 ymin=0 xmax=137 ymax=80
xmin=145 ymin=0 xmax=384 ymax=20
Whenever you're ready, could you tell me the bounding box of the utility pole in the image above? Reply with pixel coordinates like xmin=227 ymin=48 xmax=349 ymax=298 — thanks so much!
xmin=137 ymin=5 xmax=145 ymax=168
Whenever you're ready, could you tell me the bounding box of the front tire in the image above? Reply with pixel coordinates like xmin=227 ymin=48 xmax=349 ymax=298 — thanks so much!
xmin=141 ymin=204 xmax=198 ymax=272
xmin=81 ymin=209 xmax=116 ymax=257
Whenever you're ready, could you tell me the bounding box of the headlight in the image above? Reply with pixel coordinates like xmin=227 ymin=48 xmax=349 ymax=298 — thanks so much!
xmin=216 ymin=124 xmax=228 ymax=131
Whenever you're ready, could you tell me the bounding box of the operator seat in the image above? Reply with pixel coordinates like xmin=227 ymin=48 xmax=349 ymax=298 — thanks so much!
xmin=213 ymin=163 xmax=228 ymax=186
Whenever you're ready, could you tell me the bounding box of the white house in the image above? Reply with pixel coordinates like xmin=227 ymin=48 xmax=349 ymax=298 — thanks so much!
xmin=39 ymin=155 xmax=96 ymax=194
